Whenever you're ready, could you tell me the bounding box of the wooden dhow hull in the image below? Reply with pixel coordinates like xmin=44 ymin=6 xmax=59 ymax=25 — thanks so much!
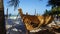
xmin=18 ymin=8 xmax=54 ymax=31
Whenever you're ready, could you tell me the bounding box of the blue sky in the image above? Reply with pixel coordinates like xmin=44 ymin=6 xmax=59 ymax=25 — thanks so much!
xmin=4 ymin=0 xmax=52 ymax=15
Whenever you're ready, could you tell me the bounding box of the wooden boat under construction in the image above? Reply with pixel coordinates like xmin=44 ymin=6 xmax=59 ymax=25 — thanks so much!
xmin=18 ymin=8 xmax=60 ymax=33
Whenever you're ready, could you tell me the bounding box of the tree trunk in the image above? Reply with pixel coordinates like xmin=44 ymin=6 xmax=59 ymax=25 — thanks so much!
xmin=0 ymin=0 xmax=6 ymax=34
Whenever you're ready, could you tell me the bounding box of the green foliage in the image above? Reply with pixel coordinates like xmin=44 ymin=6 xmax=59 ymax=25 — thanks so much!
xmin=43 ymin=9 xmax=51 ymax=16
xmin=51 ymin=7 xmax=60 ymax=15
xmin=43 ymin=7 xmax=60 ymax=16
xmin=47 ymin=0 xmax=60 ymax=7
xmin=47 ymin=0 xmax=60 ymax=16
xmin=52 ymin=7 xmax=60 ymax=11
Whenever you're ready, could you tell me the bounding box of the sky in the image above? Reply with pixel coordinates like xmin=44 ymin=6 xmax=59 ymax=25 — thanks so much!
xmin=4 ymin=0 xmax=52 ymax=15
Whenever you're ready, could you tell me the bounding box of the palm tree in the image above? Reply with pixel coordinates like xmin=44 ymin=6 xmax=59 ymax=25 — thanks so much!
xmin=47 ymin=0 xmax=60 ymax=17
xmin=0 ymin=0 xmax=20 ymax=34
xmin=47 ymin=0 xmax=60 ymax=7
xmin=0 ymin=0 xmax=6 ymax=34
xmin=51 ymin=7 xmax=60 ymax=15
xmin=43 ymin=9 xmax=50 ymax=16
xmin=47 ymin=0 xmax=60 ymax=26
xmin=8 ymin=0 xmax=20 ymax=10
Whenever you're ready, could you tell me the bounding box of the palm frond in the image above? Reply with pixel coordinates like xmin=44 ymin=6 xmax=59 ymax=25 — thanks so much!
xmin=8 ymin=0 xmax=20 ymax=10
xmin=47 ymin=0 xmax=60 ymax=7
